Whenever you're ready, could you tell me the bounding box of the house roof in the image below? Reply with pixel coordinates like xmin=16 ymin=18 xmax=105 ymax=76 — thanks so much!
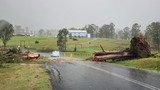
xmin=68 ymin=30 xmax=87 ymax=33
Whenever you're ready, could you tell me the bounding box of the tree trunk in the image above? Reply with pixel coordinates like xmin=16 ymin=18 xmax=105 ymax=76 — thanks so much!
xmin=158 ymin=42 xmax=160 ymax=53
xmin=3 ymin=41 xmax=6 ymax=48
xmin=157 ymin=31 xmax=160 ymax=53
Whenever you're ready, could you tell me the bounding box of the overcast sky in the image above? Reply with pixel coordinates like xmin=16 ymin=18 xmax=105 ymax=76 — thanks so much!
xmin=0 ymin=0 xmax=160 ymax=30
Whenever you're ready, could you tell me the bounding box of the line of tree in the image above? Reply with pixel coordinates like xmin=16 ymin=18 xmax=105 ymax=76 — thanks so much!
xmin=84 ymin=23 xmax=141 ymax=39
xmin=38 ymin=29 xmax=52 ymax=36
xmin=85 ymin=23 xmax=116 ymax=38
xmin=145 ymin=22 xmax=160 ymax=52
xmin=118 ymin=23 xmax=141 ymax=40
xmin=118 ymin=27 xmax=130 ymax=40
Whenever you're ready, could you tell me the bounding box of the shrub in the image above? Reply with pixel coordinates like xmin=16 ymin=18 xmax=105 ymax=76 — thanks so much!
xmin=73 ymin=38 xmax=78 ymax=41
xmin=8 ymin=47 xmax=19 ymax=54
xmin=35 ymin=40 xmax=39 ymax=44
xmin=0 ymin=53 xmax=6 ymax=67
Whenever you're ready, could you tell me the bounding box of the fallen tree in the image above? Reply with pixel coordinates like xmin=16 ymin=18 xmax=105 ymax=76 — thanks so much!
xmin=129 ymin=36 xmax=151 ymax=58
xmin=93 ymin=36 xmax=151 ymax=61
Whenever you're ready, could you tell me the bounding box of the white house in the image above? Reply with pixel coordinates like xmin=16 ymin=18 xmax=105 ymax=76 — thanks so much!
xmin=68 ymin=30 xmax=90 ymax=38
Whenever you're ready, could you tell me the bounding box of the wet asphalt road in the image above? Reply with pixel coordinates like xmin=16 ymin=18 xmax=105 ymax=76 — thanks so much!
xmin=40 ymin=53 xmax=160 ymax=90
xmin=45 ymin=61 xmax=160 ymax=90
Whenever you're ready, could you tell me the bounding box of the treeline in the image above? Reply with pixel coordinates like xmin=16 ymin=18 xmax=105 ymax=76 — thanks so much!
xmin=83 ymin=23 xmax=141 ymax=39
xmin=74 ymin=22 xmax=160 ymax=52
xmin=14 ymin=25 xmax=57 ymax=36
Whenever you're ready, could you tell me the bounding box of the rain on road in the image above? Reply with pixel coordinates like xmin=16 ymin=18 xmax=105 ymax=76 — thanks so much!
xmin=45 ymin=60 xmax=160 ymax=90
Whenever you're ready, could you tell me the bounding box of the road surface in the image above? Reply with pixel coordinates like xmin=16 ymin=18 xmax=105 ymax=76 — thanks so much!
xmin=40 ymin=53 xmax=160 ymax=90
xmin=45 ymin=61 xmax=160 ymax=90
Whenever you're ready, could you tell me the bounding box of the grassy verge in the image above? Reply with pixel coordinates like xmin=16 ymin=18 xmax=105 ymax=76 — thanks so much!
xmin=114 ymin=57 xmax=160 ymax=72
xmin=0 ymin=60 xmax=51 ymax=90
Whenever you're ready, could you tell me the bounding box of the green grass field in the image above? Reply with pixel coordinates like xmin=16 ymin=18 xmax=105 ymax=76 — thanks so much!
xmin=61 ymin=38 xmax=130 ymax=59
xmin=0 ymin=36 xmax=130 ymax=59
xmin=0 ymin=62 xmax=51 ymax=90
xmin=0 ymin=36 xmax=92 ymax=52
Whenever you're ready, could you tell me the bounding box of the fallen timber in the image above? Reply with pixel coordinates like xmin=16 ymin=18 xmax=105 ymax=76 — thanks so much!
xmin=22 ymin=53 xmax=40 ymax=59
xmin=93 ymin=51 xmax=132 ymax=61
xmin=92 ymin=36 xmax=151 ymax=61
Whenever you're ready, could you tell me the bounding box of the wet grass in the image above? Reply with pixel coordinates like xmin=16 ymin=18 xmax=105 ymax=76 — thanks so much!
xmin=115 ymin=57 xmax=160 ymax=72
xmin=0 ymin=36 xmax=91 ymax=52
xmin=62 ymin=38 xmax=130 ymax=59
xmin=0 ymin=36 xmax=130 ymax=59
xmin=0 ymin=61 xmax=51 ymax=90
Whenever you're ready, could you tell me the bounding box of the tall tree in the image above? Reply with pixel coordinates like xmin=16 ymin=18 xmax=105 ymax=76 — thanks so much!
xmin=118 ymin=30 xmax=124 ymax=39
xmin=131 ymin=23 xmax=141 ymax=37
xmin=62 ymin=28 xmax=68 ymax=50
xmin=123 ymin=27 xmax=131 ymax=40
xmin=85 ymin=24 xmax=98 ymax=38
xmin=57 ymin=28 xmax=68 ymax=51
xmin=99 ymin=23 xmax=115 ymax=38
xmin=0 ymin=20 xmax=14 ymax=47
xmin=38 ymin=29 xmax=45 ymax=36
xmin=109 ymin=23 xmax=115 ymax=38
xmin=46 ymin=30 xmax=52 ymax=36
xmin=146 ymin=22 xmax=160 ymax=52
xmin=99 ymin=24 xmax=110 ymax=38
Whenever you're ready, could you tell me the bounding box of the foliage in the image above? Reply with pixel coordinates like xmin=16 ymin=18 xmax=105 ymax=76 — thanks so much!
xmin=69 ymin=33 xmax=72 ymax=39
xmin=85 ymin=24 xmax=98 ymax=38
xmin=118 ymin=30 xmax=124 ymax=39
xmin=46 ymin=30 xmax=52 ymax=36
xmin=145 ymin=22 xmax=160 ymax=52
xmin=123 ymin=27 xmax=131 ymax=39
xmin=35 ymin=40 xmax=39 ymax=44
xmin=73 ymin=37 xmax=78 ymax=41
xmin=99 ymin=23 xmax=116 ymax=38
xmin=0 ymin=47 xmax=23 ymax=66
xmin=0 ymin=20 xmax=14 ymax=47
xmin=109 ymin=23 xmax=116 ymax=38
xmin=38 ymin=29 xmax=45 ymax=36
xmin=131 ymin=23 xmax=141 ymax=37
xmin=57 ymin=28 xmax=69 ymax=51
xmin=8 ymin=47 xmax=20 ymax=54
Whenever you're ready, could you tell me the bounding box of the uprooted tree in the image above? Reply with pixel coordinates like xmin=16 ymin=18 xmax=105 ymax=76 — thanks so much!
xmin=0 ymin=20 xmax=14 ymax=47
xmin=93 ymin=35 xmax=151 ymax=61
xmin=129 ymin=34 xmax=151 ymax=58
